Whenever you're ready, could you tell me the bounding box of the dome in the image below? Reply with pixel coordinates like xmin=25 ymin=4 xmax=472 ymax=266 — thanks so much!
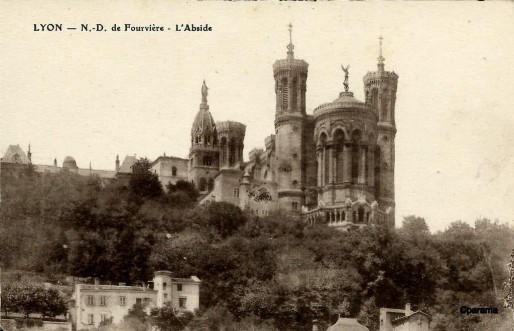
xmin=63 ymin=156 xmax=78 ymax=170
xmin=192 ymin=80 xmax=216 ymax=136
xmin=313 ymin=91 xmax=373 ymax=119
xmin=192 ymin=107 xmax=216 ymax=136
xmin=332 ymin=91 xmax=365 ymax=107
xmin=326 ymin=317 xmax=369 ymax=331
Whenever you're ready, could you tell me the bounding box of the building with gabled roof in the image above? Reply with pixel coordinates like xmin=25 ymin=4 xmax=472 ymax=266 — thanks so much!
xmin=1 ymin=144 xmax=31 ymax=164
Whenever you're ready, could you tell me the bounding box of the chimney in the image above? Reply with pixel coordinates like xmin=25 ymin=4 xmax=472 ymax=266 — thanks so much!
xmin=115 ymin=155 xmax=120 ymax=173
xmin=119 ymin=282 xmax=126 ymax=286
xmin=405 ymin=303 xmax=412 ymax=316
xmin=312 ymin=319 xmax=319 ymax=331
xmin=94 ymin=277 xmax=100 ymax=287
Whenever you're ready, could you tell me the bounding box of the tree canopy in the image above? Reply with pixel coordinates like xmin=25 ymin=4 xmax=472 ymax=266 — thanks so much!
xmin=1 ymin=170 xmax=513 ymax=330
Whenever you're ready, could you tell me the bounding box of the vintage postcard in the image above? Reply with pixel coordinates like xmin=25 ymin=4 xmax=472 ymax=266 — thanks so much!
xmin=1 ymin=2 xmax=513 ymax=331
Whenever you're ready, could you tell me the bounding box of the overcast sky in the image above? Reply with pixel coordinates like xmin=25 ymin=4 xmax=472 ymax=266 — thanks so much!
xmin=1 ymin=2 xmax=513 ymax=231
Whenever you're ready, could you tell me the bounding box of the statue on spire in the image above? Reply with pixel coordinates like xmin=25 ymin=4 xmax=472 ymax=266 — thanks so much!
xmin=378 ymin=35 xmax=385 ymax=71
xmin=341 ymin=64 xmax=350 ymax=92
xmin=201 ymin=80 xmax=208 ymax=104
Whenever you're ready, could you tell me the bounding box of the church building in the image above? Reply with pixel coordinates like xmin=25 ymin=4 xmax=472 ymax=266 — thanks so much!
xmin=188 ymin=27 xmax=398 ymax=230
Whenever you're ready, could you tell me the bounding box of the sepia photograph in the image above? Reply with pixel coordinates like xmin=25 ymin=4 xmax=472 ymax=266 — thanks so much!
xmin=1 ymin=2 xmax=514 ymax=331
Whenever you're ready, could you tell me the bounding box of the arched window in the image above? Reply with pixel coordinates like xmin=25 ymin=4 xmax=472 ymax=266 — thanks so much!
xmin=318 ymin=132 xmax=328 ymax=146
xmin=291 ymin=78 xmax=298 ymax=110
xmin=351 ymin=130 xmax=361 ymax=183
xmin=374 ymin=147 xmax=381 ymax=195
xmin=220 ymin=137 xmax=227 ymax=165
xmin=371 ymin=88 xmax=379 ymax=110
xmin=199 ymin=177 xmax=207 ymax=191
xmin=281 ymin=78 xmax=288 ymax=110
xmin=172 ymin=166 xmax=177 ymax=176
xmin=333 ymin=129 xmax=345 ymax=183
xmin=229 ymin=138 xmax=236 ymax=166
xmin=205 ymin=134 xmax=211 ymax=145
xmin=358 ymin=207 xmax=365 ymax=223
xmin=212 ymin=130 xmax=218 ymax=146
xmin=318 ymin=132 xmax=328 ymax=185
xmin=381 ymin=89 xmax=389 ymax=121
xmin=12 ymin=153 xmax=21 ymax=163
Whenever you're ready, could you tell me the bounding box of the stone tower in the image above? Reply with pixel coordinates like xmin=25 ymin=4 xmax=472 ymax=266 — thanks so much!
xmin=217 ymin=121 xmax=246 ymax=169
xmin=273 ymin=24 xmax=309 ymax=212
xmin=188 ymin=80 xmax=219 ymax=192
xmin=363 ymin=37 xmax=398 ymax=221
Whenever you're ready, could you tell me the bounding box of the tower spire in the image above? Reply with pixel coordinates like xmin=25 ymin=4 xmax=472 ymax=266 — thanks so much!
xmin=378 ymin=35 xmax=385 ymax=72
xmin=287 ymin=23 xmax=294 ymax=59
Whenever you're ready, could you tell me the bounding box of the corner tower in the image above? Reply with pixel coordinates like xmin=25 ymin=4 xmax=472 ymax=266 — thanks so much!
xmin=189 ymin=80 xmax=220 ymax=192
xmin=217 ymin=121 xmax=246 ymax=169
xmin=363 ymin=37 xmax=398 ymax=223
xmin=273 ymin=24 xmax=309 ymax=212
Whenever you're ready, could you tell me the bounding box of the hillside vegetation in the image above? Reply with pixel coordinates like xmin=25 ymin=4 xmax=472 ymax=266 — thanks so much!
xmin=1 ymin=160 xmax=513 ymax=330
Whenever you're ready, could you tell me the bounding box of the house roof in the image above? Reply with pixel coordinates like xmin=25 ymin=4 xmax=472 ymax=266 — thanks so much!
xmin=391 ymin=311 xmax=431 ymax=325
xmin=151 ymin=155 xmax=188 ymax=166
xmin=119 ymin=155 xmax=137 ymax=173
xmin=1 ymin=145 xmax=30 ymax=164
xmin=326 ymin=317 xmax=369 ymax=331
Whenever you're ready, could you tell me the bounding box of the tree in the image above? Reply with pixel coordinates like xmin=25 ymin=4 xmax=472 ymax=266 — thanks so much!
xmin=1 ymin=282 xmax=62 ymax=320
xmin=39 ymin=287 xmax=67 ymax=319
xmin=201 ymin=202 xmax=247 ymax=238
xmin=149 ymin=302 xmax=194 ymax=331
xmin=125 ymin=302 xmax=148 ymax=324
xmin=166 ymin=180 xmax=199 ymax=202
xmin=129 ymin=158 xmax=163 ymax=201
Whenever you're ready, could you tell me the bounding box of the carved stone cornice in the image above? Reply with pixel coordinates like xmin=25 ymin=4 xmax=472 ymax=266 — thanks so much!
xmin=274 ymin=113 xmax=304 ymax=128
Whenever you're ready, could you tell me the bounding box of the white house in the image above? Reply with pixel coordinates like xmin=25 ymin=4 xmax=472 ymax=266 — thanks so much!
xmin=69 ymin=271 xmax=200 ymax=330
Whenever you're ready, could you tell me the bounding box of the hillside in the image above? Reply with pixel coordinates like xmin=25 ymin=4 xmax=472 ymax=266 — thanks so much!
xmin=1 ymin=163 xmax=513 ymax=330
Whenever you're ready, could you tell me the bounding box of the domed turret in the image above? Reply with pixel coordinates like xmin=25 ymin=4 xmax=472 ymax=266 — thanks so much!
xmin=311 ymin=64 xmax=380 ymax=230
xmin=63 ymin=156 xmax=78 ymax=172
xmin=188 ymin=80 xmax=220 ymax=192
xmin=191 ymin=80 xmax=216 ymax=141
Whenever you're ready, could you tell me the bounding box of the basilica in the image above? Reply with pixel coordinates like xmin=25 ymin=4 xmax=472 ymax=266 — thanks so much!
xmin=184 ymin=31 xmax=398 ymax=230
xmin=1 ymin=30 xmax=397 ymax=230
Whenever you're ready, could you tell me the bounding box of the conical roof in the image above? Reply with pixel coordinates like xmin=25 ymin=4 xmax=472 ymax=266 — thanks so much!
xmin=192 ymin=108 xmax=215 ymax=135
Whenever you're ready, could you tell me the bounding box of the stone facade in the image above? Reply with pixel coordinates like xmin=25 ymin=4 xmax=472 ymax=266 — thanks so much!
xmin=151 ymin=155 xmax=189 ymax=188
xmin=195 ymin=32 xmax=397 ymax=229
